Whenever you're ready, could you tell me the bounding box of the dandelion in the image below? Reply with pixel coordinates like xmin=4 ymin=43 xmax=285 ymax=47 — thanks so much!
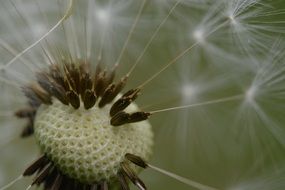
xmin=0 ymin=0 xmax=285 ymax=190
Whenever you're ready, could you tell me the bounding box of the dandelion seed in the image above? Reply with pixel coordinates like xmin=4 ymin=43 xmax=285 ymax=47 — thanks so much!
xmin=96 ymin=9 xmax=111 ymax=25
xmin=193 ymin=29 xmax=205 ymax=44
xmin=245 ymin=85 xmax=257 ymax=103
xmin=181 ymin=84 xmax=198 ymax=101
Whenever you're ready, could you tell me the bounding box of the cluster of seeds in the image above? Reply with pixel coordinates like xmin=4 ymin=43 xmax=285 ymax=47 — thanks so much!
xmin=15 ymin=60 xmax=154 ymax=190
xmin=16 ymin=60 xmax=152 ymax=136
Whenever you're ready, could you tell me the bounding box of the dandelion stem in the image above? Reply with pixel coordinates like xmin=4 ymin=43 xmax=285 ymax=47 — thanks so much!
xmin=115 ymin=0 xmax=147 ymax=68
xmin=0 ymin=0 xmax=74 ymax=71
xmin=0 ymin=175 xmax=23 ymax=190
xmin=149 ymin=95 xmax=243 ymax=114
xmin=148 ymin=164 xmax=219 ymax=190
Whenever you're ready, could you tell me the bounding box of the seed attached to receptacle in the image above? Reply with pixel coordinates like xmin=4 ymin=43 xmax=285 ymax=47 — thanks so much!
xmin=23 ymin=154 xmax=47 ymax=176
xmin=125 ymin=153 xmax=148 ymax=169
xmin=120 ymin=161 xmax=146 ymax=190
xmin=109 ymin=88 xmax=140 ymax=116
xmin=16 ymin=60 xmax=153 ymax=189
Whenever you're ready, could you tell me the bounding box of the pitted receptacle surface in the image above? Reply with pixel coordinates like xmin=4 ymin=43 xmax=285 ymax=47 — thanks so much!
xmin=34 ymin=99 xmax=153 ymax=183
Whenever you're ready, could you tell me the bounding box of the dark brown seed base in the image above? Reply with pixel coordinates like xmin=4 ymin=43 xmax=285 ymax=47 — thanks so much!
xmin=15 ymin=60 xmax=151 ymax=137
xmin=23 ymin=154 xmax=148 ymax=190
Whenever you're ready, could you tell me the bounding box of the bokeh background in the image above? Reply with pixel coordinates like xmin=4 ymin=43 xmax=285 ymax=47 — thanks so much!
xmin=0 ymin=0 xmax=285 ymax=189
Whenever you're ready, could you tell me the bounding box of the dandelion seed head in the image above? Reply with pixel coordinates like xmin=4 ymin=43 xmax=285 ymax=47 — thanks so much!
xmin=31 ymin=24 xmax=48 ymax=38
xmin=193 ymin=28 xmax=205 ymax=44
xmin=96 ymin=8 xmax=111 ymax=26
xmin=228 ymin=13 xmax=238 ymax=26
xmin=181 ymin=83 xmax=198 ymax=102
xmin=245 ymin=85 xmax=257 ymax=103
